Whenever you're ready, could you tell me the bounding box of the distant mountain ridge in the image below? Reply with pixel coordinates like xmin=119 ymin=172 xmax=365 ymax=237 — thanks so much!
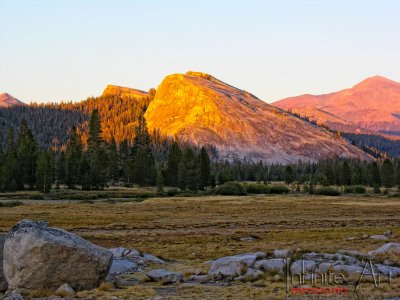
xmin=0 ymin=93 xmax=25 ymax=107
xmin=102 ymin=85 xmax=149 ymax=99
xmin=273 ymin=76 xmax=400 ymax=136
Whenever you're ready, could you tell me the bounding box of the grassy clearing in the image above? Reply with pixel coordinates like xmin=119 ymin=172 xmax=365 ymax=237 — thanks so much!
xmin=1 ymin=191 xmax=400 ymax=298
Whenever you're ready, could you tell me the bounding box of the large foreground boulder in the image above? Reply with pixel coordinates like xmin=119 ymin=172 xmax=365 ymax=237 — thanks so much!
xmin=0 ymin=234 xmax=7 ymax=292
xmin=3 ymin=220 xmax=112 ymax=291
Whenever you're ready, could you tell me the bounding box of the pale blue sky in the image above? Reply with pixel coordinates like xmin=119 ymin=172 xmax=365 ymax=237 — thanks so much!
xmin=0 ymin=0 xmax=399 ymax=103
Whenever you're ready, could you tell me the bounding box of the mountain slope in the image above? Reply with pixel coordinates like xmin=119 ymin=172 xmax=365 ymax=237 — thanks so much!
xmin=274 ymin=76 xmax=400 ymax=135
xmin=0 ymin=93 xmax=25 ymax=107
xmin=144 ymin=71 xmax=370 ymax=163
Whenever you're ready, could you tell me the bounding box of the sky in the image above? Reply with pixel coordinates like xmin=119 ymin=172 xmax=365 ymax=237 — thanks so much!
xmin=0 ymin=0 xmax=399 ymax=103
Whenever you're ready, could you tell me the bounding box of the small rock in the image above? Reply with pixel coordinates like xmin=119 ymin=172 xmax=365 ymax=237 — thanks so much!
xmin=3 ymin=294 xmax=24 ymax=300
xmin=55 ymin=283 xmax=75 ymax=294
xmin=274 ymin=249 xmax=291 ymax=258
xmin=208 ymin=252 xmax=266 ymax=278
xmin=189 ymin=274 xmax=210 ymax=284
xmin=273 ymin=274 xmax=281 ymax=281
xmin=290 ymin=260 xmax=317 ymax=274
xmin=143 ymin=253 xmax=166 ymax=264
xmin=375 ymin=264 xmax=400 ymax=277
xmin=369 ymin=243 xmax=400 ymax=256
xmin=346 ymin=236 xmax=357 ymax=241
xmin=254 ymin=259 xmax=286 ymax=275
xmin=108 ymin=259 xmax=137 ymax=275
xmin=109 ymin=247 xmax=141 ymax=259
xmin=369 ymin=235 xmax=389 ymax=241
xmin=147 ymin=269 xmax=183 ymax=284
xmin=316 ymin=262 xmax=333 ymax=273
xmin=235 ymin=268 xmax=264 ymax=282
xmin=337 ymin=250 xmax=373 ymax=260
xmin=332 ymin=264 xmax=365 ymax=276
xmin=384 ymin=230 xmax=393 ymax=237
xmin=361 ymin=234 xmax=369 ymax=239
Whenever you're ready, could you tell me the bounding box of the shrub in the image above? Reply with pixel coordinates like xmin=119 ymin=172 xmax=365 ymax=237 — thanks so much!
xmin=215 ymin=182 xmax=246 ymax=195
xmin=315 ymin=187 xmax=340 ymax=196
xmin=0 ymin=201 xmax=24 ymax=207
xmin=268 ymin=185 xmax=289 ymax=194
xmin=245 ymin=183 xmax=270 ymax=194
xmin=344 ymin=185 xmax=366 ymax=194
xmin=166 ymin=188 xmax=178 ymax=197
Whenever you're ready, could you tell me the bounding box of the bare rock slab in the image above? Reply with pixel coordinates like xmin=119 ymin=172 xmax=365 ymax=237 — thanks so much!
xmin=147 ymin=269 xmax=183 ymax=284
xmin=3 ymin=219 xmax=113 ymax=291
xmin=0 ymin=234 xmax=8 ymax=292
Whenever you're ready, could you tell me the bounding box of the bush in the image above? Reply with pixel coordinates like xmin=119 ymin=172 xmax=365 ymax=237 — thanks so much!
xmin=268 ymin=185 xmax=289 ymax=194
xmin=0 ymin=201 xmax=24 ymax=207
xmin=245 ymin=183 xmax=270 ymax=194
xmin=166 ymin=188 xmax=178 ymax=197
xmin=315 ymin=187 xmax=340 ymax=196
xmin=215 ymin=182 xmax=246 ymax=195
xmin=344 ymin=185 xmax=366 ymax=194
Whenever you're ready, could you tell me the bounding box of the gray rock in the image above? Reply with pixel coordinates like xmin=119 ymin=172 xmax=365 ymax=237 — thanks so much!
xmin=369 ymin=235 xmax=389 ymax=241
xmin=55 ymin=283 xmax=75 ymax=294
xmin=369 ymin=243 xmax=400 ymax=256
xmin=208 ymin=252 xmax=265 ymax=277
xmin=235 ymin=268 xmax=264 ymax=282
xmin=375 ymin=264 xmax=400 ymax=277
xmin=3 ymin=294 xmax=24 ymax=300
xmin=143 ymin=253 xmax=166 ymax=264
xmin=337 ymin=249 xmax=373 ymax=260
xmin=109 ymin=247 xmax=141 ymax=259
xmin=254 ymin=259 xmax=286 ymax=275
xmin=108 ymin=259 xmax=137 ymax=275
xmin=147 ymin=269 xmax=182 ymax=284
xmin=290 ymin=260 xmax=317 ymax=274
xmin=384 ymin=230 xmax=393 ymax=237
xmin=332 ymin=264 xmax=365 ymax=276
xmin=0 ymin=234 xmax=8 ymax=292
xmin=274 ymin=249 xmax=291 ymax=258
xmin=189 ymin=274 xmax=210 ymax=284
xmin=316 ymin=262 xmax=333 ymax=273
xmin=3 ymin=219 xmax=112 ymax=291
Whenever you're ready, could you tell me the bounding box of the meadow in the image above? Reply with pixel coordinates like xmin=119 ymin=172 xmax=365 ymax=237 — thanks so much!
xmin=1 ymin=187 xmax=400 ymax=299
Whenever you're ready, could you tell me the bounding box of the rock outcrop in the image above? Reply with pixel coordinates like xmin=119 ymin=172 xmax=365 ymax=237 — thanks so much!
xmin=274 ymin=76 xmax=400 ymax=136
xmin=0 ymin=235 xmax=7 ymax=292
xmin=102 ymin=85 xmax=149 ymax=99
xmin=3 ymin=220 xmax=112 ymax=292
xmin=144 ymin=71 xmax=370 ymax=163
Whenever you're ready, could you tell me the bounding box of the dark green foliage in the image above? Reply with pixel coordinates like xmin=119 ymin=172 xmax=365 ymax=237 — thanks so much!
xmin=199 ymin=147 xmax=211 ymax=190
xmin=341 ymin=161 xmax=352 ymax=186
xmin=166 ymin=141 xmax=181 ymax=187
xmin=108 ymin=137 xmax=119 ymax=182
xmin=65 ymin=127 xmax=83 ymax=188
xmin=373 ymin=184 xmax=381 ymax=194
xmin=36 ymin=151 xmax=53 ymax=193
xmin=372 ymin=162 xmax=381 ymax=187
xmin=315 ymin=187 xmax=341 ymax=196
xmin=157 ymin=169 xmax=164 ymax=193
xmin=269 ymin=185 xmax=289 ymax=194
xmin=178 ymin=147 xmax=199 ymax=190
xmin=284 ymin=166 xmax=294 ymax=184
xmin=0 ymin=201 xmax=24 ymax=207
xmin=244 ymin=183 xmax=270 ymax=194
xmin=381 ymin=159 xmax=395 ymax=188
xmin=215 ymin=182 xmax=246 ymax=195
xmin=344 ymin=185 xmax=366 ymax=194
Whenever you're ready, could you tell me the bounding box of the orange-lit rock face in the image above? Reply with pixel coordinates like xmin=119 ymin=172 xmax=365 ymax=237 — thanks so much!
xmin=274 ymin=76 xmax=400 ymax=135
xmin=0 ymin=93 xmax=25 ymax=107
xmin=145 ymin=72 xmax=370 ymax=163
xmin=102 ymin=85 xmax=149 ymax=99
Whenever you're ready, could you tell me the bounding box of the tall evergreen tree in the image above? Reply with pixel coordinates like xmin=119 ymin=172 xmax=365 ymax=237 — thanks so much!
xmin=199 ymin=147 xmax=211 ymax=190
xmin=372 ymin=161 xmax=381 ymax=187
xmin=341 ymin=161 xmax=352 ymax=186
xmin=166 ymin=141 xmax=182 ymax=187
xmin=284 ymin=166 xmax=294 ymax=184
xmin=381 ymin=159 xmax=394 ymax=188
xmin=65 ymin=127 xmax=83 ymax=188
xmin=36 ymin=151 xmax=53 ymax=193
xmin=108 ymin=137 xmax=119 ymax=182
xmin=178 ymin=147 xmax=198 ymax=190
xmin=16 ymin=120 xmax=38 ymax=189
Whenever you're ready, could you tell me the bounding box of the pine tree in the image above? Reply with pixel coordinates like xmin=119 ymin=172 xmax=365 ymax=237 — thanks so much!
xmin=65 ymin=127 xmax=83 ymax=188
xmin=199 ymin=147 xmax=211 ymax=190
xmin=16 ymin=120 xmax=38 ymax=189
xmin=108 ymin=137 xmax=119 ymax=182
xmin=156 ymin=169 xmax=164 ymax=193
xmin=284 ymin=166 xmax=294 ymax=184
xmin=178 ymin=147 xmax=198 ymax=190
xmin=55 ymin=151 xmax=66 ymax=186
xmin=166 ymin=141 xmax=182 ymax=187
xmin=341 ymin=161 xmax=352 ymax=186
xmin=36 ymin=151 xmax=52 ymax=193
xmin=372 ymin=161 xmax=381 ymax=187
xmin=2 ymin=128 xmax=19 ymax=191
xmin=132 ymin=116 xmax=156 ymax=186
xmin=381 ymin=159 xmax=394 ymax=188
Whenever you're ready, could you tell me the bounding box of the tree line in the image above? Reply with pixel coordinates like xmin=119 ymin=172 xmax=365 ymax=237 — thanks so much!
xmin=1 ymin=110 xmax=400 ymax=193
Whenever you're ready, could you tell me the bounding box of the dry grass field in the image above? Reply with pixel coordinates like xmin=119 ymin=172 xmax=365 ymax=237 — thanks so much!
xmin=1 ymin=190 xmax=400 ymax=299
